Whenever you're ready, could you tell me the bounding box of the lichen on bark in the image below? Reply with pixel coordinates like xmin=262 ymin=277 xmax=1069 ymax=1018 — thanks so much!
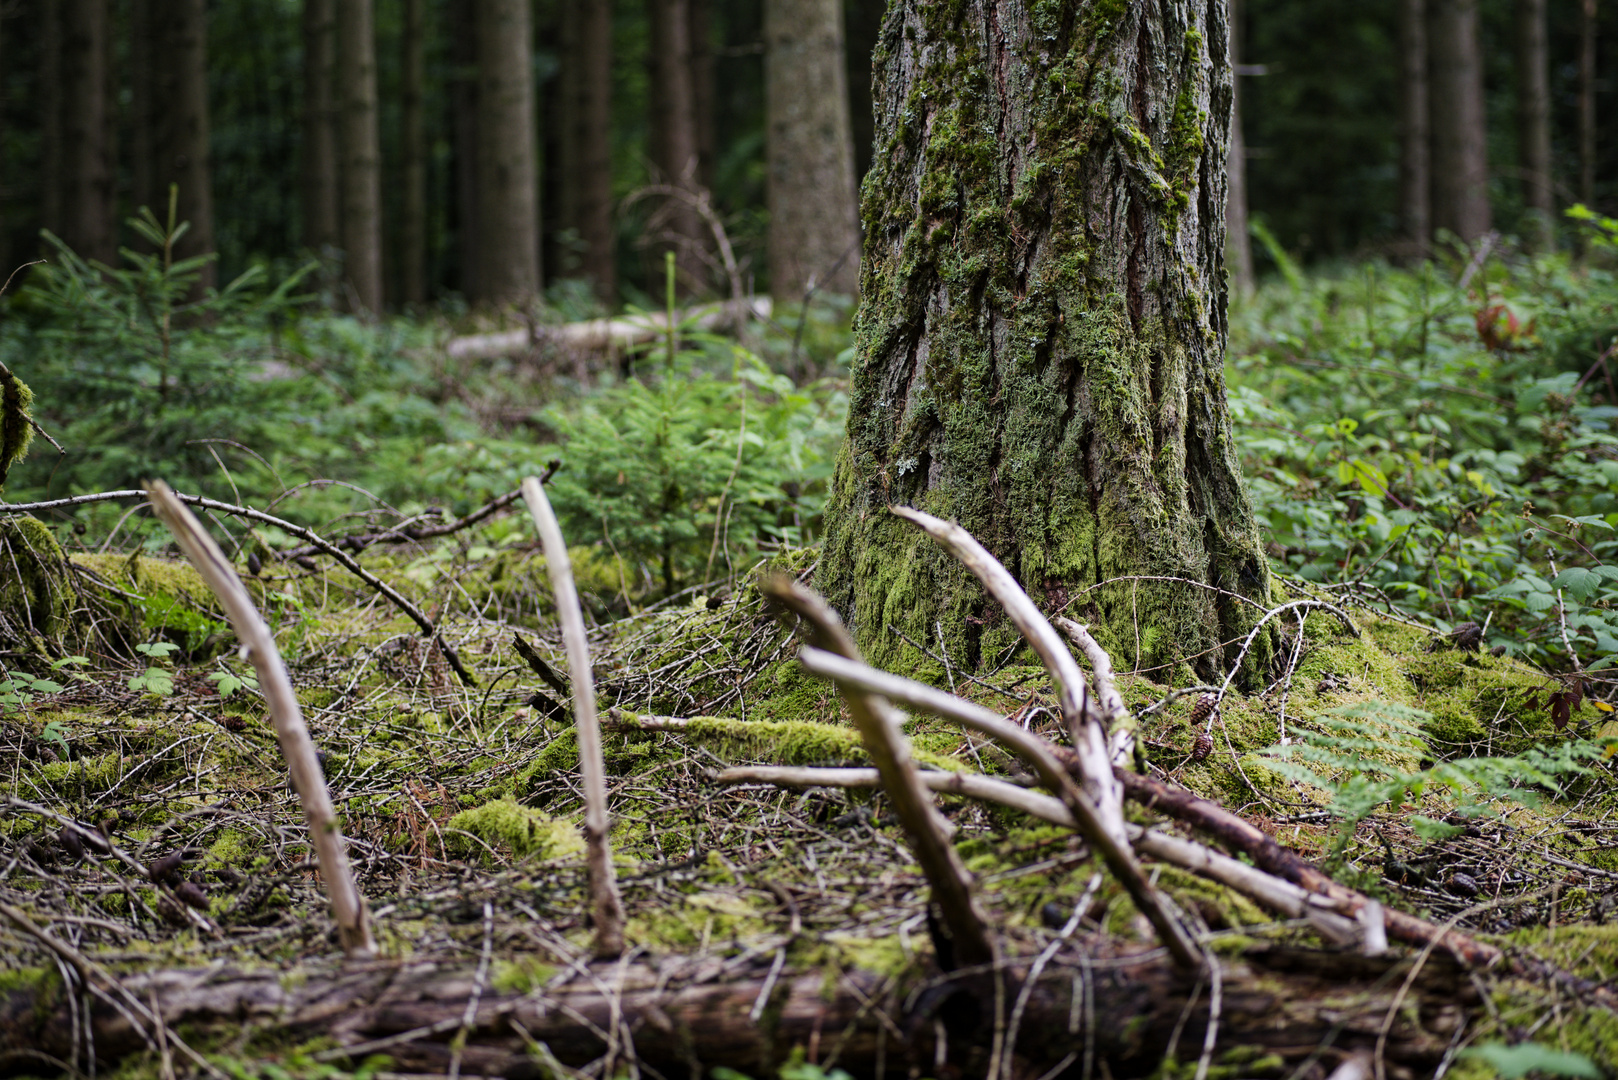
xmin=819 ymin=0 xmax=1273 ymax=683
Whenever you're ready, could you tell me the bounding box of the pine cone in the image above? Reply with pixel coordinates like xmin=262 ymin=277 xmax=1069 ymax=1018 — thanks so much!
xmin=1189 ymin=692 xmax=1219 ymax=726
xmin=1191 ymin=730 xmax=1214 ymax=762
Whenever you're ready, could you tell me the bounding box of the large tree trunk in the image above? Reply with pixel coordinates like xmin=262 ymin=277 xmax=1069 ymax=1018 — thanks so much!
xmin=1514 ymin=0 xmax=1553 ymax=252
xmin=1224 ymin=0 xmax=1252 ymax=296
xmin=336 ymin=0 xmax=383 ymax=314
xmin=1398 ymin=0 xmax=1430 ymax=257
xmin=471 ymin=0 xmax=540 ymax=306
xmin=818 ymin=0 xmax=1272 ymax=680
xmin=399 ymin=0 xmax=427 ymax=304
xmin=300 ymin=0 xmax=340 ymax=255
xmin=765 ymin=0 xmax=861 ymax=300
xmin=646 ymin=0 xmax=708 ymax=293
xmin=0 ymin=948 xmax=1472 ymax=1079
xmin=1429 ymin=0 xmax=1491 ymax=243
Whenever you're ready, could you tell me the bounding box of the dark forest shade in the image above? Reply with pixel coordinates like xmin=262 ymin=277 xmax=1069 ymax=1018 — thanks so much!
xmin=139 ymin=0 xmax=217 ymax=284
xmin=818 ymin=0 xmax=1273 ymax=679
xmin=51 ymin=0 xmax=114 ymax=264
xmin=1398 ymin=0 xmax=1430 ymax=255
xmin=646 ymin=0 xmax=708 ymax=292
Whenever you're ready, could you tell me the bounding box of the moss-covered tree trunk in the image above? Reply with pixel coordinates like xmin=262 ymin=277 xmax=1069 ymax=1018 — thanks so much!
xmin=819 ymin=0 xmax=1272 ymax=682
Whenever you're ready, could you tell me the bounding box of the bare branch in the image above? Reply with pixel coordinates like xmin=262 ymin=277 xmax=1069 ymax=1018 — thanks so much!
xmin=521 ymin=476 xmax=624 ymax=958
xmin=144 ymin=480 xmax=375 ymax=958
xmin=759 ymin=575 xmax=997 ymax=968
xmin=886 ymin=507 xmax=1201 ymax=970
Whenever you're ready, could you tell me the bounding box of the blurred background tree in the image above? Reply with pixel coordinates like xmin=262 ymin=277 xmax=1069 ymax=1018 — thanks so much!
xmin=0 ymin=0 xmax=1613 ymax=308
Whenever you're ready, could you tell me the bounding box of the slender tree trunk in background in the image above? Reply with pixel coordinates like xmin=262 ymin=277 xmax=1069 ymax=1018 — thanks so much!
xmin=336 ymin=0 xmax=383 ymax=313
xmin=452 ymin=1 xmax=480 ymax=299
xmin=472 ymin=0 xmax=540 ymax=305
xmin=1515 ymin=0 xmax=1553 ymax=251
xmin=147 ymin=0 xmax=216 ymax=286
xmin=646 ymin=0 xmax=707 ymax=292
xmin=765 ymin=0 xmax=860 ymax=300
xmin=38 ymin=0 xmax=62 ymax=249
xmin=1580 ymin=0 xmax=1596 ymax=210
xmin=689 ymin=0 xmax=716 ymax=193
xmin=569 ymin=0 xmax=616 ymax=303
xmin=1225 ymin=0 xmax=1253 ymax=296
xmin=1429 ymin=0 xmax=1491 ymax=243
xmin=57 ymin=0 xmax=114 ymax=263
xmin=129 ymin=0 xmax=153 ymax=220
xmin=399 ymin=0 xmax=427 ymax=304
xmin=818 ymin=0 xmax=1273 ymax=679
xmin=1398 ymin=0 xmax=1429 ymax=256
xmin=301 ymin=0 xmax=340 ymax=254
xmin=549 ymin=4 xmax=578 ymax=282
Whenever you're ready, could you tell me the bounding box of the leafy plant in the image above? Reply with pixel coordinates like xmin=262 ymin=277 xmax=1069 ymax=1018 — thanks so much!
xmin=1261 ymin=703 xmax=1614 ymax=858
xmin=207 ymin=664 xmax=260 ymax=699
xmin=129 ymin=641 xmax=179 ymax=697
xmin=1461 ymin=1041 xmax=1601 ymax=1080
xmin=0 ymin=655 xmax=87 ymax=715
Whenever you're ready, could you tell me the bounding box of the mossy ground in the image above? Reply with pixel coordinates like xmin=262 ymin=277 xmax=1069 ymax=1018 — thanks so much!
xmin=2 ymin=519 xmax=1615 ymax=1075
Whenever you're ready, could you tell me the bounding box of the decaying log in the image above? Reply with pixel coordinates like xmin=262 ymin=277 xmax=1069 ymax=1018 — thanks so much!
xmin=445 ymin=297 xmax=773 ymax=360
xmin=0 ymin=945 xmax=1472 ymax=1078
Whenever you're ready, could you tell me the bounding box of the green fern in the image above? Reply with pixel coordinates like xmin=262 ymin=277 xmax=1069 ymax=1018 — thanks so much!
xmin=1262 ymin=702 xmax=1613 ymax=857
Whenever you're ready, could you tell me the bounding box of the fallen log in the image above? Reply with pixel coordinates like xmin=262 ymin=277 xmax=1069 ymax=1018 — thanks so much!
xmin=0 ymin=943 xmax=1470 ymax=1079
xmin=445 ymin=297 xmax=773 ymax=360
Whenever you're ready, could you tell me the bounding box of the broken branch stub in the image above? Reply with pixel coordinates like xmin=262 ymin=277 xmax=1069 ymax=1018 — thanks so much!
xmin=758 ymin=575 xmax=996 ymax=968
xmin=144 ymin=481 xmax=374 ymax=958
xmin=520 ymin=476 xmax=625 ymax=958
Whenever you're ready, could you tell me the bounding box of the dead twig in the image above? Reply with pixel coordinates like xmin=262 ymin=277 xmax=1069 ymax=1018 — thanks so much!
xmin=522 ymin=476 xmax=624 ymax=957
xmin=145 ymin=480 xmax=375 ymax=958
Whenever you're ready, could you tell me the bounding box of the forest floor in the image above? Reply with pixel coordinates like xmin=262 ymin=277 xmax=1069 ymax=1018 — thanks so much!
xmin=2 ymin=502 xmax=1618 ymax=1080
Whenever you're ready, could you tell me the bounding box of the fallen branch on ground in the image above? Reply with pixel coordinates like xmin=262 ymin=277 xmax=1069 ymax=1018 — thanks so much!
xmin=444 ymin=297 xmax=773 ymax=360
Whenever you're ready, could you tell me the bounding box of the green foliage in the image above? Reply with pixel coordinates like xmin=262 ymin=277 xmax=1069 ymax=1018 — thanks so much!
xmin=0 ymin=657 xmax=80 ymax=714
xmin=541 ymin=340 xmax=845 ymax=593
xmin=128 ymin=641 xmax=179 ymax=697
xmin=1262 ymin=702 xmax=1613 ymax=857
xmin=1229 ymin=228 xmax=1618 ymax=672
xmin=1460 ymin=1041 xmax=1602 ymax=1080
xmin=6 ymin=198 xmax=319 ymax=497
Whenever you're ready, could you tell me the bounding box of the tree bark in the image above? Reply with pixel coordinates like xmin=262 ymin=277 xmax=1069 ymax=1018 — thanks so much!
xmin=646 ymin=0 xmax=708 ymax=293
xmin=577 ymin=0 xmax=616 ymax=303
xmin=53 ymin=0 xmax=115 ymax=264
xmin=472 ymin=0 xmax=541 ymax=306
xmin=399 ymin=0 xmax=428 ymax=304
xmin=452 ymin=0 xmax=480 ymax=299
xmin=0 ymin=948 xmax=1471 ymax=1079
xmin=1224 ymin=0 xmax=1253 ymax=296
xmin=1429 ymin=0 xmax=1491 ymax=243
xmin=1398 ymin=0 xmax=1430 ymax=257
xmin=818 ymin=0 xmax=1272 ymax=681
xmin=765 ymin=0 xmax=861 ymax=300
xmin=1514 ymin=0 xmax=1553 ymax=251
xmin=301 ymin=0 xmax=340 ymax=255
xmin=336 ymin=0 xmax=383 ymax=314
